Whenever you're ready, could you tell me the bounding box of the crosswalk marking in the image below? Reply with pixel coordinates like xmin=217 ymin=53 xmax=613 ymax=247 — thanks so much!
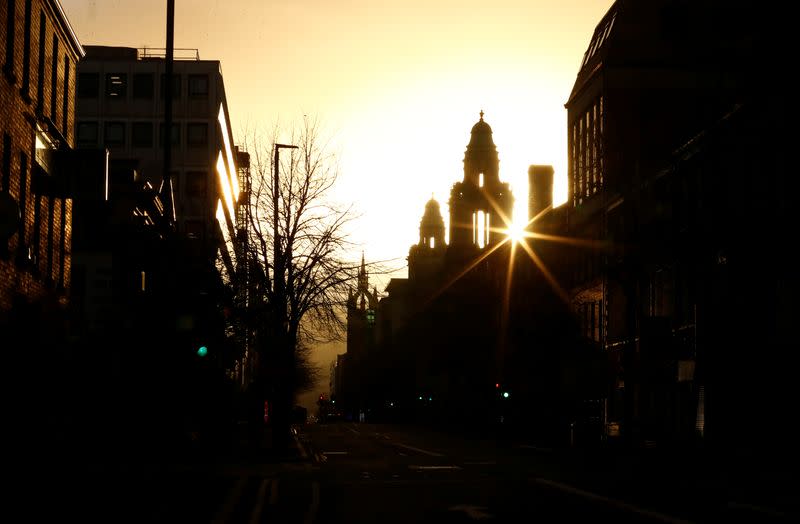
xmin=394 ymin=443 xmax=444 ymax=457
xmin=248 ymin=479 xmax=270 ymax=524
xmin=212 ymin=476 xmax=248 ymax=524
xmin=304 ymin=481 xmax=320 ymax=524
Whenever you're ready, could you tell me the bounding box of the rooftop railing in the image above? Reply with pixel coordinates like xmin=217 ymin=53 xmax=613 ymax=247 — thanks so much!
xmin=138 ymin=47 xmax=200 ymax=60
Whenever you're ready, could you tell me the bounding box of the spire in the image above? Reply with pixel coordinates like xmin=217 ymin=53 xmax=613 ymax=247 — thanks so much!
xmin=358 ymin=251 xmax=369 ymax=294
xmin=479 ymin=109 xmax=484 ymax=121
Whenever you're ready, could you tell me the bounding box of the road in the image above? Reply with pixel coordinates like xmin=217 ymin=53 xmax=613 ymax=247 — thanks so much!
xmin=300 ymin=422 xmax=769 ymax=524
xmin=30 ymin=422 xmax=795 ymax=523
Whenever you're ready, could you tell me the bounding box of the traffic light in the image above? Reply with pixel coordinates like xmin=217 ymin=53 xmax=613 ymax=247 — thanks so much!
xmin=196 ymin=345 xmax=208 ymax=357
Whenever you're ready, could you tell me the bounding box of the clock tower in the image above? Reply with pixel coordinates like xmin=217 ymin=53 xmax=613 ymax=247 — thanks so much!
xmin=448 ymin=112 xmax=514 ymax=248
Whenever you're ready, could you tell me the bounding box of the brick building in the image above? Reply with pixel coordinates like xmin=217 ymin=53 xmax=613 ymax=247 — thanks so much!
xmin=1 ymin=0 xmax=84 ymax=315
xmin=0 ymin=0 xmax=95 ymax=459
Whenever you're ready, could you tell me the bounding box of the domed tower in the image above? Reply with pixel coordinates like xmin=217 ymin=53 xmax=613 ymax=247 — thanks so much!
xmin=408 ymin=196 xmax=446 ymax=281
xmin=419 ymin=196 xmax=445 ymax=249
xmin=449 ymin=111 xmax=514 ymax=248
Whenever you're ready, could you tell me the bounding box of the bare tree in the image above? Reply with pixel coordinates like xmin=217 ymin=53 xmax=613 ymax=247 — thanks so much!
xmin=240 ymin=116 xmax=360 ymax=450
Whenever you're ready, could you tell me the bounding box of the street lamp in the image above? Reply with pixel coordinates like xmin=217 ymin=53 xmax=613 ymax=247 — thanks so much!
xmin=273 ymin=143 xmax=298 ymax=308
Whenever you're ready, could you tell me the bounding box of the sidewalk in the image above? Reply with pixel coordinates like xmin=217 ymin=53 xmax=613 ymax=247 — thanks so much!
xmin=526 ymin=443 xmax=799 ymax=522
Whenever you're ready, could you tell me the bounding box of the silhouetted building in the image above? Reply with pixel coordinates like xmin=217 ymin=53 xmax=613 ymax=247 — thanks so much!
xmin=0 ymin=0 xmax=111 ymax=459
xmin=75 ymin=46 xmax=240 ymax=276
xmin=558 ymin=0 xmax=794 ymax=452
xmin=338 ymin=253 xmax=379 ymax=414
xmin=68 ymin=46 xmax=244 ymax=449
xmin=343 ymin=113 xmax=544 ymax=426
xmin=448 ymin=111 xmax=513 ymax=250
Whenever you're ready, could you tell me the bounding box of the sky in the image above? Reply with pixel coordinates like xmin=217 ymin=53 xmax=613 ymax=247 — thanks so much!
xmin=60 ymin=0 xmax=615 ymax=408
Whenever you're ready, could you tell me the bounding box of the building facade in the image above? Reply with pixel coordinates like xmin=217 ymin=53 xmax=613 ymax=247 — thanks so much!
xmin=0 ymin=0 xmax=103 ymax=459
xmin=68 ymin=46 xmax=245 ymax=447
xmin=1 ymin=0 xmax=83 ymax=316
xmin=561 ymin=0 xmax=794 ymax=451
xmin=75 ymin=46 xmax=240 ymax=272
xmin=341 ymin=114 xmax=545 ymax=426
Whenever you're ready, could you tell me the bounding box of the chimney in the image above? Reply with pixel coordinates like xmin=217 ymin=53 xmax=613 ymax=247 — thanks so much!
xmin=528 ymin=165 xmax=554 ymax=223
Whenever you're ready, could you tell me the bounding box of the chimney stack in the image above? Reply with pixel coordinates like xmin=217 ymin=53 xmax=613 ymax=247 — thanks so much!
xmin=528 ymin=165 xmax=554 ymax=223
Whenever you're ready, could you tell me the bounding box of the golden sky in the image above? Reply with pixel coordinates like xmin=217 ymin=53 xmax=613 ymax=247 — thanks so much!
xmin=61 ymin=0 xmax=614 ymax=406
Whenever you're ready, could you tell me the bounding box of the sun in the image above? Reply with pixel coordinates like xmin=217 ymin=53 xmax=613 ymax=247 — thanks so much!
xmin=504 ymin=220 xmax=527 ymax=244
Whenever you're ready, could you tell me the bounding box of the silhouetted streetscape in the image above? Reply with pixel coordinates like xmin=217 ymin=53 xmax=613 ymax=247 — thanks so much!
xmin=2 ymin=0 xmax=797 ymax=522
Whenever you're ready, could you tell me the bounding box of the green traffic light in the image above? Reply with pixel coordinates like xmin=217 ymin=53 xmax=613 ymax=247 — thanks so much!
xmin=197 ymin=346 xmax=208 ymax=357
xmin=502 ymin=391 xmax=510 ymax=398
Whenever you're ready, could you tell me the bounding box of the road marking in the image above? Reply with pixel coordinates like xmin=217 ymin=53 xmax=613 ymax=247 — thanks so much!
xmin=248 ymin=479 xmax=270 ymax=524
xmin=464 ymin=461 xmax=496 ymax=465
xmin=448 ymin=504 xmax=494 ymax=520
xmin=409 ymin=465 xmax=462 ymax=470
xmin=345 ymin=425 xmax=360 ymax=435
xmin=395 ymin=443 xmax=444 ymax=457
xmin=212 ymin=476 xmax=248 ymax=524
xmin=534 ymin=478 xmax=693 ymax=524
xmin=727 ymin=501 xmax=789 ymax=519
xmin=519 ymin=444 xmax=553 ymax=452
xmin=269 ymin=479 xmax=279 ymax=505
xmin=322 ymin=451 xmax=349 ymax=455
xmin=304 ymin=481 xmax=320 ymax=524
xmin=314 ymin=452 xmax=328 ymax=463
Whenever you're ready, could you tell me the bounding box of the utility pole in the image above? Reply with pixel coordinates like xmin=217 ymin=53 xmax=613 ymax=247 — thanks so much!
xmin=161 ymin=0 xmax=176 ymax=229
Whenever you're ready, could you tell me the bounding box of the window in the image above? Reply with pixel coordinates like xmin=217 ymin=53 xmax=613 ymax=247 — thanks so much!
xmin=2 ymin=134 xmax=10 ymax=192
xmin=32 ymin=193 xmax=41 ymax=270
xmin=105 ymin=73 xmax=127 ymax=98
xmin=17 ymin=152 xmax=28 ymax=249
xmin=61 ymin=58 xmax=70 ymax=133
xmin=159 ymin=123 xmax=180 ymax=146
xmin=160 ymin=73 xmax=181 ymax=99
xmin=186 ymin=123 xmax=208 ymax=147
xmin=35 ymin=11 xmax=45 ymax=111
xmin=131 ymin=122 xmax=153 ymax=147
xmin=46 ymin=197 xmax=54 ymax=282
xmin=132 ymin=73 xmax=154 ymax=99
xmin=77 ymin=72 xmax=99 ymax=98
xmin=3 ymin=0 xmax=16 ymax=81
xmin=188 ymin=74 xmax=209 ymax=97
xmin=20 ymin=0 xmax=32 ymax=99
xmin=104 ymin=122 xmax=125 ymax=147
xmin=186 ymin=171 xmax=207 ymax=196
xmin=50 ymin=35 xmax=59 ymax=121
xmin=76 ymin=122 xmax=98 ymax=147
xmin=58 ymin=198 xmax=66 ymax=288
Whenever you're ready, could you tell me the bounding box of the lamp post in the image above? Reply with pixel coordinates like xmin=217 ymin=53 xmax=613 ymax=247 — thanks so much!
xmin=271 ymin=143 xmax=297 ymax=450
xmin=273 ymin=143 xmax=298 ymax=315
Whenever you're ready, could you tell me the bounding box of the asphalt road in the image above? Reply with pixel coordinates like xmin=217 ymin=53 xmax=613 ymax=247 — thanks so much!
xmin=299 ymin=422 xmax=793 ymax=523
xmin=304 ymin=422 xmax=665 ymax=523
xmin=28 ymin=422 xmax=796 ymax=523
